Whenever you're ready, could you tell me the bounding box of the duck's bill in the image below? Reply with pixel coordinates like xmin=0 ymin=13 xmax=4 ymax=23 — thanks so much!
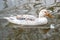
xmin=48 ymin=13 xmax=54 ymax=18
xmin=45 ymin=11 xmax=54 ymax=18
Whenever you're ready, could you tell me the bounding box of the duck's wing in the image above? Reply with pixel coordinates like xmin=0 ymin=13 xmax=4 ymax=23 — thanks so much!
xmin=4 ymin=15 xmax=40 ymax=25
xmin=16 ymin=15 xmax=36 ymax=19
xmin=16 ymin=15 xmax=37 ymax=21
xmin=23 ymin=15 xmax=36 ymax=19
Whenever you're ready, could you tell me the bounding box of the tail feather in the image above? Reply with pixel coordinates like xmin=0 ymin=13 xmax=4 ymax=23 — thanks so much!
xmin=4 ymin=17 xmax=9 ymax=20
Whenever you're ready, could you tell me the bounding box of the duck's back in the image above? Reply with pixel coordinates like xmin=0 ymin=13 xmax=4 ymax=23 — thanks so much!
xmin=22 ymin=15 xmax=36 ymax=19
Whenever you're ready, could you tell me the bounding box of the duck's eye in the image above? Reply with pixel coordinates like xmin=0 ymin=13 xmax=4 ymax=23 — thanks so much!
xmin=44 ymin=11 xmax=47 ymax=13
xmin=44 ymin=11 xmax=49 ymax=16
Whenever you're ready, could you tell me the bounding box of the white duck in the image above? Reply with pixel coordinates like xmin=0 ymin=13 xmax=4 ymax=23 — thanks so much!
xmin=4 ymin=9 xmax=54 ymax=25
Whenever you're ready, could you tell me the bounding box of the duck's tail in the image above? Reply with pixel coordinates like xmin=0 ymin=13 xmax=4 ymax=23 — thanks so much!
xmin=4 ymin=17 xmax=9 ymax=20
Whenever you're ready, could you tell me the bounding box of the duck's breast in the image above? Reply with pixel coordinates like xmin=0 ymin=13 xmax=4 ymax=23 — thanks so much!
xmin=35 ymin=18 xmax=48 ymax=25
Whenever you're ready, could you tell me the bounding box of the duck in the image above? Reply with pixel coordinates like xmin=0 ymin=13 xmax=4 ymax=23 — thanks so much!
xmin=4 ymin=9 xmax=54 ymax=25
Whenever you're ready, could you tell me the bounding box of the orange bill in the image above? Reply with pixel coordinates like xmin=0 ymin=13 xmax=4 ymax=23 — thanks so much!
xmin=45 ymin=11 xmax=54 ymax=18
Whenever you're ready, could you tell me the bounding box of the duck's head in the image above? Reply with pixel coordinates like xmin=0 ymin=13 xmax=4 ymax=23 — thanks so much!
xmin=39 ymin=9 xmax=54 ymax=18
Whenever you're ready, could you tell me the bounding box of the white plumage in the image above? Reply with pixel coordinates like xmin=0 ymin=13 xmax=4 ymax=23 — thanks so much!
xmin=4 ymin=9 xmax=53 ymax=25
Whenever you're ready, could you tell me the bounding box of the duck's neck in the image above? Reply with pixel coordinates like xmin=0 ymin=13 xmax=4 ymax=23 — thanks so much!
xmin=38 ymin=16 xmax=46 ymax=19
xmin=38 ymin=12 xmax=45 ymax=18
xmin=38 ymin=14 xmax=47 ymax=19
xmin=38 ymin=14 xmax=45 ymax=18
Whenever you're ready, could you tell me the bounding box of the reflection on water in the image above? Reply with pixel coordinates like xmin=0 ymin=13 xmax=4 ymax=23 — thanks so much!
xmin=0 ymin=19 xmax=50 ymax=40
xmin=0 ymin=18 xmax=59 ymax=40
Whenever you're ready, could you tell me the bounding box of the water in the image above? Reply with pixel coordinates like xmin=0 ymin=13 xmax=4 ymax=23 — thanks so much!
xmin=0 ymin=19 xmax=49 ymax=40
xmin=0 ymin=0 xmax=57 ymax=10
xmin=0 ymin=12 xmax=53 ymax=40
xmin=0 ymin=12 xmax=59 ymax=40
xmin=0 ymin=0 xmax=60 ymax=40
